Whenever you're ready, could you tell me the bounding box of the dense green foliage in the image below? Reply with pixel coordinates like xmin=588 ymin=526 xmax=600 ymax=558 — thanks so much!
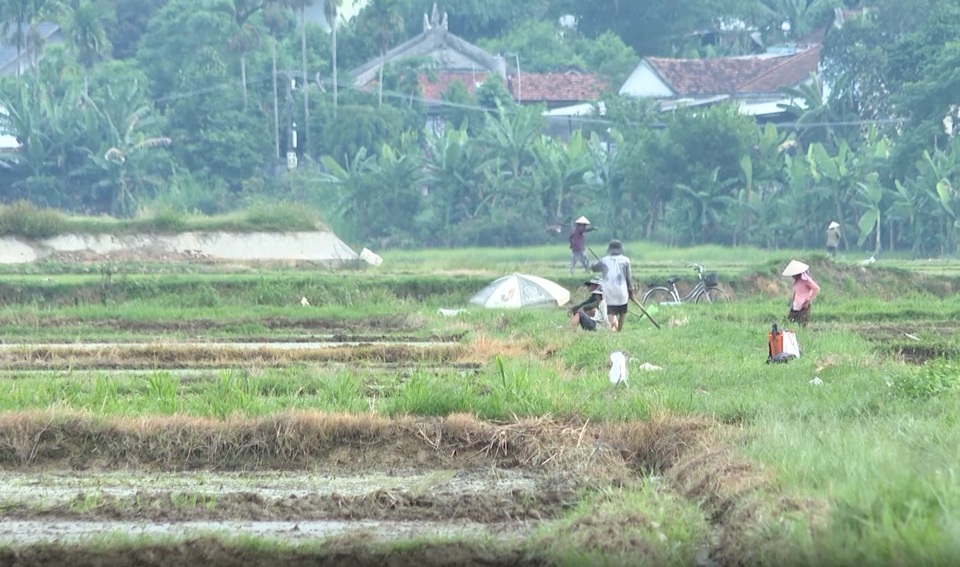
xmin=0 ymin=0 xmax=958 ymax=255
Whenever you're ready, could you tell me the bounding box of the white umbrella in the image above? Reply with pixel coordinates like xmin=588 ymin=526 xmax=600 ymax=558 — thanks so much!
xmin=469 ymin=273 xmax=571 ymax=309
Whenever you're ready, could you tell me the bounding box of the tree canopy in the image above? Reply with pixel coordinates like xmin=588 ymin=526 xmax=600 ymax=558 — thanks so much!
xmin=0 ymin=0 xmax=957 ymax=254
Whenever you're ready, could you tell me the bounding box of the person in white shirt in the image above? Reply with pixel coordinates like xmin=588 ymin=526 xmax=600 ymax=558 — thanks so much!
xmin=591 ymin=239 xmax=633 ymax=332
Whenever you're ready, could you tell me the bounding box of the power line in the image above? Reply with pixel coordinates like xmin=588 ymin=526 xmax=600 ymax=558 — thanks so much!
xmin=147 ymin=69 xmax=909 ymax=132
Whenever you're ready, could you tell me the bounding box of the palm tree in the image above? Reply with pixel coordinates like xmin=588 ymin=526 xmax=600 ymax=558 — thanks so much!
xmin=263 ymin=0 xmax=289 ymax=160
xmin=286 ymin=0 xmax=314 ymax=154
xmin=0 ymin=0 xmax=31 ymax=85
xmin=213 ymin=0 xmax=267 ymax=109
xmin=60 ymin=0 xmax=111 ymax=95
xmin=759 ymin=0 xmax=833 ymax=39
xmin=324 ymin=0 xmax=342 ymax=115
xmin=24 ymin=0 xmax=61 ymax=82
xmin=364 ymin=0 xmax=402 ymax=108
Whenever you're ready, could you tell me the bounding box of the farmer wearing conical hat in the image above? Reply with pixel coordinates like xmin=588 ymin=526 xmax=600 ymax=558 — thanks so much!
xmin=783 ymin=260 xmax=820 ymax=326
xmin=825 ymin=221 xmax=841 ymax=257
xmin=568 ymin=216 xmax=596 ymax=275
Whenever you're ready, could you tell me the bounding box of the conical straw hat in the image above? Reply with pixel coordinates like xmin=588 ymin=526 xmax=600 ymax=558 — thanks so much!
xmin=828 ymin=221 xmax=840 ymax=229
xmin=575 ymin=216 xmax=590 ymax=224
xmin=782 ymin=260 xmax=809 ymax=277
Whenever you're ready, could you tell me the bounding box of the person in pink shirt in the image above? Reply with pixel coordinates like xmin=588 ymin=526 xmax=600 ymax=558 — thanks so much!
xmin=782 ymin=260 xmax=820 ymax=326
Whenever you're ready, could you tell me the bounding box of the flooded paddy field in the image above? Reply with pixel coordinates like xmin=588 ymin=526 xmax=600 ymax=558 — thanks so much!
xmin=0 ymin=411 xmax=745 ymax=567
xmin=2 ymin=257 xmax=959 ymax=566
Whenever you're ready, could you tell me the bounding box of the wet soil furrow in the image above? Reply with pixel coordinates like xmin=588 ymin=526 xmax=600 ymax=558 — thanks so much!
xmin=0 ymin=486 xmax=574 ymax=523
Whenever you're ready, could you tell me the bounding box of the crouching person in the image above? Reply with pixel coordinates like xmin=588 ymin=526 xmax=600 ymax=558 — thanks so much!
xmin=570 ymin=278 xmax=609 ymax=331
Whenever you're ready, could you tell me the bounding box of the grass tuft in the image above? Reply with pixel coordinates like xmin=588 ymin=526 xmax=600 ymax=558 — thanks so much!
xmin=0 ymin=201 xmax=68 ymax=239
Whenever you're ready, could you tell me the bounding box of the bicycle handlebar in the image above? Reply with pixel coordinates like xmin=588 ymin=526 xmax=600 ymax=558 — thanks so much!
xmin=687 ymin=263 xmax=704 ymax=273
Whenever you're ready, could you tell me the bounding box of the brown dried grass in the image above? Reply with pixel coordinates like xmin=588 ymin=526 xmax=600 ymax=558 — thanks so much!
xmin=0 ymin=412 xmax=623 ymax=477
xmin=457 ymin=334 xmax=530 ymax=363
xmin=0 ymin=344 xmax=464 ymax=370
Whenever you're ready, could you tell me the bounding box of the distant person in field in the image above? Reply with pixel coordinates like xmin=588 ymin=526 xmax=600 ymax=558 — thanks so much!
xmin=568 ymin=216 xmax=596 ymax=275
xmin=783 ymin=260 xmax=820 ymax=327
xmin=592 ymin=239 xmax=633 ymax=332
xmin=825 ymin=222 xmax=841 ymax=257
xmin=569 ymin=278 xmax=609 ymax=331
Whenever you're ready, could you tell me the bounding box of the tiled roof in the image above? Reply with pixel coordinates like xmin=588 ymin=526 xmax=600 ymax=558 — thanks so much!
xmin=419 ymin=71 xmax=493 ymax=101
xmin=507 ymin=72 xmax=609 ymax=103
xmin=737 ymin=46 xmax=820 ymax=93
xmin=417 ymin=70 xmax=608 ymax=105
xmin=646 ymin=47 xmax=819 ymax=97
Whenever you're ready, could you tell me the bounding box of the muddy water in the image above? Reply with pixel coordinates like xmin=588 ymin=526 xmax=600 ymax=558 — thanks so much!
xmin=0 ymin=519 xmax=535 ymax=545
xmin=0 ymin=469 xmax=539 ymax=505
xmin=0 ymin=469 xmax=543 ymax=545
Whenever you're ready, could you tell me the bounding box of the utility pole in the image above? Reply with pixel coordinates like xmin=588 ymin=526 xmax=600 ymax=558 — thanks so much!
xmin=285 ymin=70 xmax=298 ymax=170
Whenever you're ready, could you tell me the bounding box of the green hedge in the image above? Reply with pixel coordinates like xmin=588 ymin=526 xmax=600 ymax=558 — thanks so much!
xmin=0 ymin=202 xmax=326 ymax=238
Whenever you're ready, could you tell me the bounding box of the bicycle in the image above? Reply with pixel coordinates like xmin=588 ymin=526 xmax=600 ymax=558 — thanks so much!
xmin=642 ymin=263 xmax=731 ymax=306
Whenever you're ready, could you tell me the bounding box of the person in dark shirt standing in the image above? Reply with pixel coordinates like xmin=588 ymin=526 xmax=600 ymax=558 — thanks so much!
xmin=568 ymin=216 xmax=596 ymax=275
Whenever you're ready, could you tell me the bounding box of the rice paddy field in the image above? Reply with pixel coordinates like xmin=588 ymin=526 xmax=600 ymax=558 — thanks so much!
xmin=0 ymin=242 xmax=959 ymax=566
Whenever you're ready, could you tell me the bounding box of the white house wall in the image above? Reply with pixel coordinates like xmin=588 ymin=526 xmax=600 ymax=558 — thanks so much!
xmin=618 ymin=61 xmax=674 ymax=98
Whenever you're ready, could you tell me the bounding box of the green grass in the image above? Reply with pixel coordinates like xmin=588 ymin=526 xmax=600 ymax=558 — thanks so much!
xmin=0 ymin=201 xmax=325 ymax=239
xmin=1 ymin=248 xmax=960 ymax=564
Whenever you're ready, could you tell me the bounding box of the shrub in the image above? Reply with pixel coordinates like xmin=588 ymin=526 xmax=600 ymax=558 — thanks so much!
xmin=0 ymin=201 xmax=67 ymax=239
xmin=892 ymin=360 xmax=960 ymax=399
xmin=243 ymin=203 xmax=322 ymax=232
xmin=142 ymin=207 xmax=187 ymax=233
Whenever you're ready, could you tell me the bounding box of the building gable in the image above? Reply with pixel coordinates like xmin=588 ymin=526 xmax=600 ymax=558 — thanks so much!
xmin=351 ymin=5 xmax=505 ymax=88
xmin=618 ymin=60 xmax=675 ymax=98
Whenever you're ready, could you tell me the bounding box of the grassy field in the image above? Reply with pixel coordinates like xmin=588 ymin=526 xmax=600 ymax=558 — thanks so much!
xmin=0 ymin=247 xmax=958 ymax=566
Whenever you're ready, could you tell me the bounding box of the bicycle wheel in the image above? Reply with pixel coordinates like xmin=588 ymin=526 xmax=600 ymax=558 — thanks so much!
xmin=643 ymin=287 xmax=675 ymax=306
xmin=696 ymin=286 xmax=731 ymax=304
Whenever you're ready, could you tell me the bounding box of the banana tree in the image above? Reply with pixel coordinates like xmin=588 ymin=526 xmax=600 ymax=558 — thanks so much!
xmin=84 ymin=83 xmax=173 ymax=217
xmin=367 ymin=135 xmax=425 ymax=245
xmin=806 ymin=133 xmax=892 ymax=250
xmin=474 ymin=103 xmax=543 ymax=214
xmin=736 ymin=124 xmax=794 ymax=246
xmin=319 ymin=135 xmax=425 ymax=245
xmin=675 ymin=167 xmax=738 ymax=245
xmin=888 ymin=177 xmax=934 ymax=254
xmin=319 ymin=146 xmax=379 ymax=240
xmin=851 ymin=134 xmax=891 ymax=254
xmin=583 ymin=129 xmax=626 ymax=237
xmin=912 ymin=140 xmax=960 ymax=254
xmin=853 ymin=172 xmax=884 ymax=253
xmin=0 ymin=82 xmax=94 ymax=207
xmin=530 ymin=130 xmax=590 ymax=229
xmin=421 ymin=125 xmax=485 ymax=245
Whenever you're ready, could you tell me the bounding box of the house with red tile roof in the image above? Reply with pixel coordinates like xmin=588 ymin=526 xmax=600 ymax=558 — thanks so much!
xmin=507 ymin=69 xmax=609 ymax=109
xmin=617 ymin=6 xmax=868 ymax=121
xmin=618 ymin=46 xmax=821 ymax=120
